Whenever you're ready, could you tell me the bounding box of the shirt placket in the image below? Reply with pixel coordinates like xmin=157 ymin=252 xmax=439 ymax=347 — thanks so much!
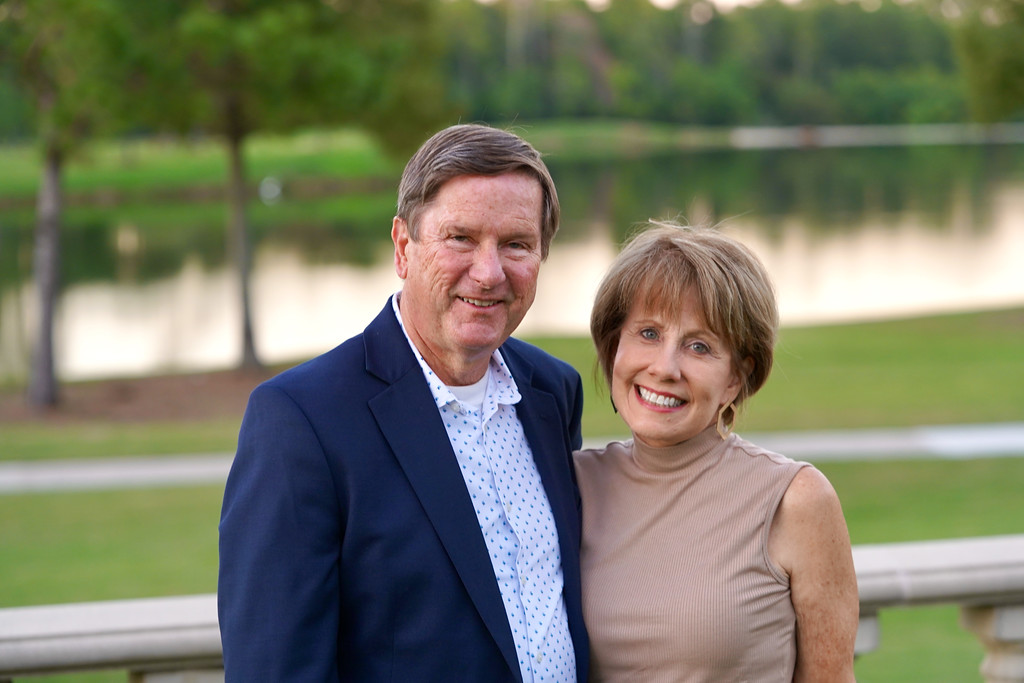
xmin=464 ymin=400 xmax=527 ymax=681
xmin=486 ymin=399 xmax=552 ymax=678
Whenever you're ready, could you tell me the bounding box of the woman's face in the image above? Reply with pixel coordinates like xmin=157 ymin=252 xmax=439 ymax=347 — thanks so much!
xmin=611 ymin=292 xmax=746 ymax=449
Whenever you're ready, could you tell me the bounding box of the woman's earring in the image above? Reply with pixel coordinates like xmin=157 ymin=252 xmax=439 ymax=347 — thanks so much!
xmin=717 ymin=402 xmax=734 ymax=440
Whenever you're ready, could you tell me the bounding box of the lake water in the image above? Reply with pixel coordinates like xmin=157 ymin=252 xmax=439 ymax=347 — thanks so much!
xmin=2 ymin=143 xmax=1023 ymax=381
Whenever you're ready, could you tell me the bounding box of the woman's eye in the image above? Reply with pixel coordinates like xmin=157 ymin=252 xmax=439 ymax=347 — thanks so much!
xmin=640 ymin=328 xmax=658 ymax=341
xmin=690 ymin=341 xmax=711 ymax=354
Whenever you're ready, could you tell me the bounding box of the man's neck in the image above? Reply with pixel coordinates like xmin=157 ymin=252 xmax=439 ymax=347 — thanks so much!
xmin=394 ymin=293 xmax=494 ymax=386
xmin=416 ymin=343 xmax=491 ymax=387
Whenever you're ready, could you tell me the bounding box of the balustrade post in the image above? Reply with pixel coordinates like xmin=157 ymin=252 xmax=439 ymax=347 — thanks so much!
xmin=961 ymin=604 xmax=1024 ymax=683
xmin=855 ymin=612 xmax=880 ymax=656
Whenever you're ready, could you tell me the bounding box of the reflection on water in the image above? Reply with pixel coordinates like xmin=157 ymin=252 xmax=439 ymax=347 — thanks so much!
xmin=2 ymin=145 xmax=1024 ymax=381
xmin=733 ymin=185 xmax=1024 ymax=325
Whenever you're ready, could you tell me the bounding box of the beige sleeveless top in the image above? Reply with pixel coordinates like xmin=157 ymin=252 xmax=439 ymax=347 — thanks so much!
xmin=574 ymin=425 xmax=808 ymax=683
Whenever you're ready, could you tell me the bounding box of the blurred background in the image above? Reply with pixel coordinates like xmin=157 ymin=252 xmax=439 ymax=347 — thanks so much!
xmin=1 ymin=0 xmax=1023 ymax=387
xmin=1 ymin=0 xmax=1023 ymax=681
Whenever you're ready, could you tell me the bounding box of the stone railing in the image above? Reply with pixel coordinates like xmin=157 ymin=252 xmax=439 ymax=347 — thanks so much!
xmin=2 ymin=534 xmax=1023 ymax=682
xmin=0 ymin=594 xmax=221 ymax=683
xmin=855 ymin=534 xmax=1024 ymax=682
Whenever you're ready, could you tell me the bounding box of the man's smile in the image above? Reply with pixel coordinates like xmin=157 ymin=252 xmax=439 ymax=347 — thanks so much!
xmin=459 ymin=296 xmax=501 ymax=308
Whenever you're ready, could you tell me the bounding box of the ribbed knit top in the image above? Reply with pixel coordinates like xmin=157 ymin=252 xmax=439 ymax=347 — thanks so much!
xmin=573 ymin=425 xmax=808 ymax=682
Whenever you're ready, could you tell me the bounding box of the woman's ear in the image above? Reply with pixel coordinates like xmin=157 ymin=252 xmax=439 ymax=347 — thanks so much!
xmin=730 ymin=356 xmax=754 ymax=398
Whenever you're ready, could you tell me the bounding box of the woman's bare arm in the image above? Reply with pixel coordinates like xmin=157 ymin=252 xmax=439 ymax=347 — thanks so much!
xmin=769 ymin=466 xmax=860 ymax=683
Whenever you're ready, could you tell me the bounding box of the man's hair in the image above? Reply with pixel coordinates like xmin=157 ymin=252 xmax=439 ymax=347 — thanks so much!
xmin=396 ymin=124 xmax=560 ymax=258
xmin=590 ymin=221 xmax=779 ymax=428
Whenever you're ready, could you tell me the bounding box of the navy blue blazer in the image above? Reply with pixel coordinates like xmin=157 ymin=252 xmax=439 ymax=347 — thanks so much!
xmin=218 ymin=299 xmax=589 ymax=681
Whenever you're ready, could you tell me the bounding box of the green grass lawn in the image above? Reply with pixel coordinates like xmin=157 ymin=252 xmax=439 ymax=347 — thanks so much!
xmin=0 ymin=128 xmax=402 ymax=201
xmin=12 ymin=458 xmax=1019 ymax=606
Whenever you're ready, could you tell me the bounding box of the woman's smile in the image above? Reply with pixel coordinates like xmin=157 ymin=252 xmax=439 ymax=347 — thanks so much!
xmin=635 ymin=385 xmax=685 ymax=410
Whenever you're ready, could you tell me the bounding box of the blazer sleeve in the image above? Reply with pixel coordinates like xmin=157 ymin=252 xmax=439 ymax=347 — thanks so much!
xmin=218 ymin=383 xmax=343 ymax=682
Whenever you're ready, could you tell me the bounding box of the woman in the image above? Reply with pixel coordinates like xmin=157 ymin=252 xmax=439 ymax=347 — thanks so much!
xmin=575 ymin=221 xmax=858 ymax=682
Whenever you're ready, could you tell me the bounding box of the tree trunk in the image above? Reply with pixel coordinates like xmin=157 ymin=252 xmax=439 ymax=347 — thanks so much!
xmin=224 ymin=96 xmax=261 ymax=370
xmin=28 ymin=143 xmax=62 ymax=407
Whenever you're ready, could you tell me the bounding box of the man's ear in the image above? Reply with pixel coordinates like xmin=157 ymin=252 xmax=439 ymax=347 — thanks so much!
xmin=392 ymin=216 xmax=410 ymax=279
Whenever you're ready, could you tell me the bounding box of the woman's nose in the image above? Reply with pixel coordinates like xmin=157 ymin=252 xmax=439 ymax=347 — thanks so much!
xmin=648 ymin=345 xmax=682 ymax=380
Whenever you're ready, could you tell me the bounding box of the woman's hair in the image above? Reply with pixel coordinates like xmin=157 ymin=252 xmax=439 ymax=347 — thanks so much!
xmin=590 ymin=220 xmax=779 ymax=427
xmin=396 ymin=123 xmax=560 ymax=258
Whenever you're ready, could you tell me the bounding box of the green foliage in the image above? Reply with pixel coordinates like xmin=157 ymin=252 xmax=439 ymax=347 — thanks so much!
xmin=105 ymin=0 xmax=451 ymax=155
xmin=668 ymin=60 xmax=759 ymax=126
xmin=0 ymin=71 xmax=32 ymax=139
xmin=833 ymin=67 xmax=968 ymax=124
xmin=0 ymin=0 xmax=146 ymax=151
xmin=0 ymin=0 xmax=992 ymax=129
xmin=952 ymin=0 xmax=1024 ymax=122
xmin=435 ymin=0 xmax=972 ymax=127
xmin=772 ymin=76 xmax=840 ymax=125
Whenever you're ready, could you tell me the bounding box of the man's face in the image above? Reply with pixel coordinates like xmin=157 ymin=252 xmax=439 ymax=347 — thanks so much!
xmin=392 ymin=172 xmax=544 ymax=385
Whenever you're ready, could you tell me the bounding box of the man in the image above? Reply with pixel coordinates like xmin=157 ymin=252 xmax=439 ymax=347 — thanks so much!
xmin=218 ymin=124 xmax=589 ymax=681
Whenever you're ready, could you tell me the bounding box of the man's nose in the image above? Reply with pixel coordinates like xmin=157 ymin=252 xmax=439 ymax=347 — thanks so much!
xmin=469 ymin=245 xmax=505 ymax=287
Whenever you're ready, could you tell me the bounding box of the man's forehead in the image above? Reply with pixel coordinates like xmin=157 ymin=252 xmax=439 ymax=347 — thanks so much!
xmin=426 ymin=176 xmax=543 ymax=223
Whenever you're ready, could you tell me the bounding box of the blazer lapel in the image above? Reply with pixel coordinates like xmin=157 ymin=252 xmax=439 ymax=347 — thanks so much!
xmin=501 ymin=346 xmax=581 ymax=558
xmin=505 ymin=348 xmax=588 ymax=672
xmin=514 ymin=383 xmax=581 ymax=553
xmin=364 ymin=302 xmax=521 ymax=680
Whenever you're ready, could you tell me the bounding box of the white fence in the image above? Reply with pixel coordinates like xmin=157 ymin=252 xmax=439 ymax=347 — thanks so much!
xmin=2 ymin=534 xmax=1023 ymax=682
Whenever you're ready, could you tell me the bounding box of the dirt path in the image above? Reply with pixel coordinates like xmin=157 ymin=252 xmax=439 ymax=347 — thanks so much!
xmin=0 ymin=368 xmax=275 ymax=424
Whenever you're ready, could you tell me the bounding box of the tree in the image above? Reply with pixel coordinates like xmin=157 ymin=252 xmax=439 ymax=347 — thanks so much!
xmin=950 ymin=0 xmax=1024 ymax=122
xmin=0 ymin=0 xmax=126 ymax=407
xmin=115 ymin=0 xmax=450 ymax=370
